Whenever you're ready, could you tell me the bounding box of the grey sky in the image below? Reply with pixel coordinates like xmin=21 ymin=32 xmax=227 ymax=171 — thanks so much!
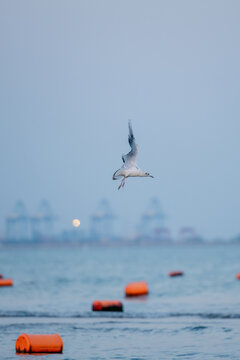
xmin=0 ymin=0 xmax=240 ymax=239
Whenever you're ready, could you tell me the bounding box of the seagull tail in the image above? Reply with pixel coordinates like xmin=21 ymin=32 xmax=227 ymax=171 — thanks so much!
xmin=112 ymin=169 xmax=121 ymax=180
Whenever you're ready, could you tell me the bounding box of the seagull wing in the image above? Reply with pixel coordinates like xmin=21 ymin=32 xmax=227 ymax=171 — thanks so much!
xmin=122 ymin=120 xmax=138 ymax=168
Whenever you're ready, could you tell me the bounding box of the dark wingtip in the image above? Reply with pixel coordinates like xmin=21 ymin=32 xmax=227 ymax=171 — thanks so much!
xmin=128 ymin=119 xmax=134 ymax=144
xmin=128 ymin=119 xmax=133 ymax=130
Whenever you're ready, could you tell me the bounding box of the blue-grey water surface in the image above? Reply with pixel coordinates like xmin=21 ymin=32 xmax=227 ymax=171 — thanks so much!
xmin=0 ymin=245 xmax=240 ymax=359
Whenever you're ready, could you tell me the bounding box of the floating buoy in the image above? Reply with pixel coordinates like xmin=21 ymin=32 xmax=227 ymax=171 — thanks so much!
xmin=236 ymin=273 xmax=240 ymax=280
xmin=92 ymin=300 xmax=123 ymax=312
xmin=169 ymin=271 xmax=184 ymax=277
xmin=0 ymin=279 xmax=13 ymax=286
xmin=16 ymin=334 xmax=63 ymax=353
xmin=125 ymin=281 xmax=148 ymax=297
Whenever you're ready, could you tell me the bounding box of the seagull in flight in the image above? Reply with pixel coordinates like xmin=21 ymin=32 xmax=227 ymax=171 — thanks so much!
xmin=113 ymin=121 xmax=154 ymax=190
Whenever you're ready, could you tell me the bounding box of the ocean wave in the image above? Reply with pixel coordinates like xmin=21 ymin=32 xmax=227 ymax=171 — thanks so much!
xmin=170 ymin=312 xmax=240 ymax=319
xmin=0 ymin=310 xmax=240 ymax=320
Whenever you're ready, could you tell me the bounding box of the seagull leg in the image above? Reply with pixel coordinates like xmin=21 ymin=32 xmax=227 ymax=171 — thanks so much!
xmin=118 ymin=177 xmax=125 ymax=190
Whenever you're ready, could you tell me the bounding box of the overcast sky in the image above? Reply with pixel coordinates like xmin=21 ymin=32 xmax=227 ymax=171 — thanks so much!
xmin=0 ymin=0 xmax=240 ymax=239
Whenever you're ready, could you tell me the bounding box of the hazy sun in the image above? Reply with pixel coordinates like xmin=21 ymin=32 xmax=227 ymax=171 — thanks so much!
xmin=72 ymin=219 xmax=80 ymax=227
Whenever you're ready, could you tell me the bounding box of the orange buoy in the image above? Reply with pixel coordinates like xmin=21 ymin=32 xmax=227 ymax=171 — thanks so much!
xmin=16 ymin=334 xmax=63 ymax=353
xmin=125 ymin=281 xmax=148 ymax=297
xmin=92 ymin=300 xmax=123 ymax=312
xmin=169 ymin=271 xmax=184 ymax=277
xmin=236 ymin=273 xmax=240 ymax=280
xmin=0 ymin=279 xmax=13 ymax=286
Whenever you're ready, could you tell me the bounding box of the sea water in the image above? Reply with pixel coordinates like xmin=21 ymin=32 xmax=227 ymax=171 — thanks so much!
xmin=0 ymin=244 xmax=240 ymax=359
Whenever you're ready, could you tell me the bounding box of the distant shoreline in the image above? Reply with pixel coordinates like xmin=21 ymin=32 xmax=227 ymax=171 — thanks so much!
xmin=0 ymin=240 xmax=239 ymax=249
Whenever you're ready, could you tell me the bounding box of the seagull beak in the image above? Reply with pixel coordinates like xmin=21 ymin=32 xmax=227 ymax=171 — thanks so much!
xmin=149 ymin=175 xmax=154 ymax=178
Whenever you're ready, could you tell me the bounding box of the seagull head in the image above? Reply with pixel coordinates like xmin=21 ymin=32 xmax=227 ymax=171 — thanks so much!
xmin=145 ymin=172 xmax=154 ymax=178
